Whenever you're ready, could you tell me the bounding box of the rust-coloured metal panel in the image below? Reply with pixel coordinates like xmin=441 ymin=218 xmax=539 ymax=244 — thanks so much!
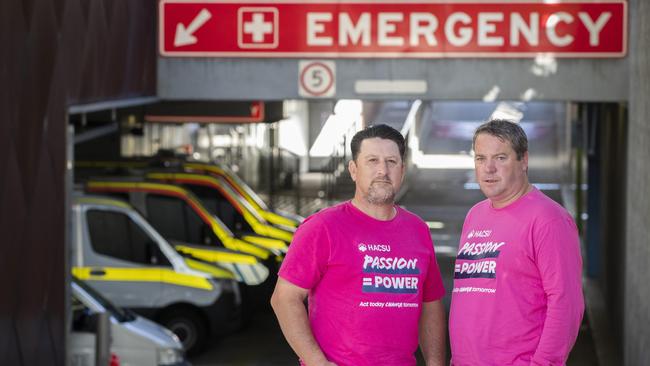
xmin=0 ymin=0 xmax=156 ymax=364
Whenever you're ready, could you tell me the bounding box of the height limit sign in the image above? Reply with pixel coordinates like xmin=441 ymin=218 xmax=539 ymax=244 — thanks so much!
xmin=299 ymin=61 xmax=335 ymax=98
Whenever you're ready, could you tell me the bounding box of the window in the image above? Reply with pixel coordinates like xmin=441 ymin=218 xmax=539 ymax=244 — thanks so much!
xmin=145 ymin=194 xmax=223 ymax=247
xmin=186 ymin=184 xmax=254 ymax=234
xmin=86 ymin=210 xmax=171 ymax=267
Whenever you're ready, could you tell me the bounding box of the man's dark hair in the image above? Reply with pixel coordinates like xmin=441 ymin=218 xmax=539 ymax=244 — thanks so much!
xmin=350 ymin=124 xmax=406 ymax=161
xmin=472 ymin=119 xmax=528 ymax=160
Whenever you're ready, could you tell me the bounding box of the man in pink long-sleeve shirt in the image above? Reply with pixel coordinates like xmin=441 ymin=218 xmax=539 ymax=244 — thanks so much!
xmin=449 ymin=119 xmax=584 ymax=366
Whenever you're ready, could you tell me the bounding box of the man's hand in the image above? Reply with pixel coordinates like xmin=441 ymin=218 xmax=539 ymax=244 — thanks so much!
xmin=271 ymin=278 xmax=333 ymax=366
xmin=419 ymin=300 xmax=446 ymax=366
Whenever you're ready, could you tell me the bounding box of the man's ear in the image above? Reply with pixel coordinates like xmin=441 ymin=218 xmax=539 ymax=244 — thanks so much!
xmin=348 ymin=160 xmax=357 ymax=182
xmin=522 ymin=151 xmax=529 ymax=173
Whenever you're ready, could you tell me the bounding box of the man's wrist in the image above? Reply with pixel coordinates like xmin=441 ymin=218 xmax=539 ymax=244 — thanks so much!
xmin=302 ymin=353 xmax=331 ymax=366
xmin=425 ymin=360 xmax=445 ymax=366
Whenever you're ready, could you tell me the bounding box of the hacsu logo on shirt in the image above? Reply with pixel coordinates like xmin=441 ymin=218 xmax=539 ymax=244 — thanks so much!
xmin=358 ymin=242 xmax=391 ymax=253
xmin=467 ymin=229 xmax=492 ymax=239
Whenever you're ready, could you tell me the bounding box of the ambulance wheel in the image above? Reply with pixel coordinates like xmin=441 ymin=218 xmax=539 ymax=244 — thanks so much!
xmin=160 ymin=309 xmax=207 ymax=356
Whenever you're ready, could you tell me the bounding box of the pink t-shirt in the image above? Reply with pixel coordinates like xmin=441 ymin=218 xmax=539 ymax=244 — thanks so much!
xmin=279 ymin=201 xmax=445 ymax=366
xmin=449 ymin=188 xmax=584 ymax=366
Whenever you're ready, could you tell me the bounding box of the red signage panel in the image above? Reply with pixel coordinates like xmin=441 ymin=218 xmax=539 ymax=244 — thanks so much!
xmin=159 ymin=0 xmax=627 ymax=58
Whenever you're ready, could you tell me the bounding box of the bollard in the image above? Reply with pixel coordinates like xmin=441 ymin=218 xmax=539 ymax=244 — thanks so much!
xmin=95 ymin=311 xmax=111 ymax=366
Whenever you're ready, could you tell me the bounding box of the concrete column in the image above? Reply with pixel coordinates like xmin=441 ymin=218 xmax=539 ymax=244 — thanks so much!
xmin=625 ymin=0 xmax=650 ymax=364
xmin=307 ymin=101 xmax=335 ymax=171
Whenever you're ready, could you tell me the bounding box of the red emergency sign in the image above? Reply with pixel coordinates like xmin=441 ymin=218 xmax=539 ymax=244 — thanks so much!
xmin=159 ymin=0 xmax=627 ymax=58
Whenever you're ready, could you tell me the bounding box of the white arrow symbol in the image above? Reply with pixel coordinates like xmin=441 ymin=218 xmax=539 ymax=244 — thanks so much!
xmin=174 ymin=8 xmax=212 ymax=47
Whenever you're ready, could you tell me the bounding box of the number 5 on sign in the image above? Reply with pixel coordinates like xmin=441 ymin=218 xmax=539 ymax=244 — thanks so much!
xmin=299 ymin=60 xmax=335 ymax=98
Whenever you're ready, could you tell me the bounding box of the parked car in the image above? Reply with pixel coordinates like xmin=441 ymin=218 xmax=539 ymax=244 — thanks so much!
xmin=70 ymin=277 xmax=190 ymax=366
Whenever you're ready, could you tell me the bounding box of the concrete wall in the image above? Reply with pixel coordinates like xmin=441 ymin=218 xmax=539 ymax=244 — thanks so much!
xmin=625 ymin=0 xmax=650 ymax=364
xmin=159 ymin=58 xmax=628 ymax=102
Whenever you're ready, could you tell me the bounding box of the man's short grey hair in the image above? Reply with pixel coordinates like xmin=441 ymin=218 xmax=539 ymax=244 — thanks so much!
xmin=472 ymin=119 xmax=528 ymax=160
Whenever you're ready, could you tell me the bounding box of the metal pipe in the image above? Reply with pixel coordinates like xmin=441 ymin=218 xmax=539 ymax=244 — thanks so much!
xmin=95 ymin=311 xmax=111 ymax=366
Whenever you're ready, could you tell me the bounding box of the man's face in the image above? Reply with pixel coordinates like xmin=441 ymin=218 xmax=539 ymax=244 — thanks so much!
xmin=473 ymin=133 xmax=529 ymax=207
xmin=349 ymin=137 xmax=405 ymax=205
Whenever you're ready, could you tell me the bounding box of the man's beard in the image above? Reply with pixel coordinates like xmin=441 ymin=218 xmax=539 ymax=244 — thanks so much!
xmin=365 ymin=179 xmax=396 ymax=205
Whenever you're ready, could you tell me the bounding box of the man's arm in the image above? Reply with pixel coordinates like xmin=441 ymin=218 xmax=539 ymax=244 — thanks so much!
xmin=418 ymin=300 xmax=446 ymax=366
xmin=270 ymin=277 xmax=336 ymax=366
xmin=531 ymin=218 xmax=584 ymax=365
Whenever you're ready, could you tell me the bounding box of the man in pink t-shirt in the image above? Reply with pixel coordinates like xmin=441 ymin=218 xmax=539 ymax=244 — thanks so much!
xmin=449 ymin=120 xmax=584 ymax=365
xmin=271 ymin=124 xmax=446 ymax=366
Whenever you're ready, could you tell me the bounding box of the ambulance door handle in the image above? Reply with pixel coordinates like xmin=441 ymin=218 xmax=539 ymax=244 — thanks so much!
xmin=90 ymin=269 xmax=106 ymax=276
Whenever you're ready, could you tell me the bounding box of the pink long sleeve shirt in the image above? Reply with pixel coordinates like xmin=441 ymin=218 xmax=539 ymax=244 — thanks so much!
xmin=449 ymin=188 xmax=584 ymax=366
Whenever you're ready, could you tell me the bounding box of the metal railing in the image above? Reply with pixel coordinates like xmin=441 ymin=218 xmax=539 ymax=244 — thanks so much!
xmin=319 ymin=123 xmax=358 ymax=202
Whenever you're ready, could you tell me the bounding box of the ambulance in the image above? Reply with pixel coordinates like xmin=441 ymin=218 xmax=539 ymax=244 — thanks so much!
xmin=76 ymin=158 xmax=303 ymax=230
xmin=82 ymin=180 xmax=284 ymax=268
xmin=70 ymin=277 xmax=189 ymax=365
xmin=145 ymin=171 xmax=293 ymax=247
xmin=183 ymin=162 xmax=303 ymax=230
xmin=72 ymin=195 xmax=246 ymax=354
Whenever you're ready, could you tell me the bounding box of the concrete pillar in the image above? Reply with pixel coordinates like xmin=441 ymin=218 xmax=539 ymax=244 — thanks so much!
xmin=625 ymin=0 xmax=650 ymax=364
xmin=307 ymin=101 xmax=335 ymax=171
